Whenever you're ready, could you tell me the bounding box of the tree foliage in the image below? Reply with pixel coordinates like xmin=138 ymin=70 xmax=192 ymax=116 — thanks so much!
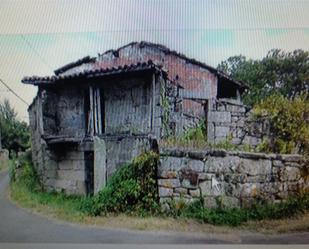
xmin=217 ymin=49 xmax=309 ymax=106
xmin=0 ymin=99 xmax=30 ymax=155
xmin=253 ymin=93 xmax=309 ymax=155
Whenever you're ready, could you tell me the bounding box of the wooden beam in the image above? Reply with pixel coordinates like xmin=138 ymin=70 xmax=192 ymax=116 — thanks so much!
xmin=89 ymin=86 xmax=94 ymax=136
xmin=96 ymin=88 xmax=102 ymax=134
xmin=151 ymin=74 xmax=156 ymax=131
xmin=93 ymin=87 xmax=98 ymax=134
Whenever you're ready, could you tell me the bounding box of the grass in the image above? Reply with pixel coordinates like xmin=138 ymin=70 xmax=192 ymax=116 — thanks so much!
xmin=0 ymin=159 xmax=12 ymax=172
xmin=10 ymin=181 xmax=87 ymax=222
xmin=160 ymin=133 xmax=255 ymax=152
xmin=167 ymin=196 xmax=309 ymax=227
xmin=9 ymin=182 xmax=309 ymax=235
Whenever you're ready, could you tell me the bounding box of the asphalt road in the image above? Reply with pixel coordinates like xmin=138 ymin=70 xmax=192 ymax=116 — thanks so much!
xmin=0 ymin=170 xmax=308 ymax=244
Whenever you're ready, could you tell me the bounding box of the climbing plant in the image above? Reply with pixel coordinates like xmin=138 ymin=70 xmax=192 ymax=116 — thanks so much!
xmin=160 ymin=83 xmax=171 ymax=136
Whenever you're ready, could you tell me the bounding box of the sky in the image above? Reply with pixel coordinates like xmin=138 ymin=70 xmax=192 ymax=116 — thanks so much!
xmin=0 ymin=0 xmax=308 ymax=122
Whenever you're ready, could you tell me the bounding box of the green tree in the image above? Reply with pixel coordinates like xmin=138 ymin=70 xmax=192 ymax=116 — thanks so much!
xmin=217 ymin=49 xmax=309 ymax=106
xmin=253 ymin=93 xmax=309 ymax=155
xmin=0 ymin=99 xmax=30 ymax=155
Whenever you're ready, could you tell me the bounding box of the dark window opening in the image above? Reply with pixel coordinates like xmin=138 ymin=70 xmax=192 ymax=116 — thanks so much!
xmin=217 ymin=80 xmax=240 ymax=99
xmin=84 ymin=151 xmax=94 ymax=195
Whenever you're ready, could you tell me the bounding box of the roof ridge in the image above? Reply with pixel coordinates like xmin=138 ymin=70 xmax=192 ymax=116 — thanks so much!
xmin=54 ymin=56 xmax=96 ymax=75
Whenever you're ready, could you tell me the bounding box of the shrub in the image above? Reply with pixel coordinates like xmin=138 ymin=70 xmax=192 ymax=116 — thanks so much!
xmin=182 ymin=119 xmax=207 ymax=142
xmin=160 ymin=119 xmax=208 ymax=149
xmin=80 ymin=151 xmax=160 ymax=216
xmin=253 ymin=93 xmax=309 ymax=155
xmin=10 ymin=151 xmax=41 ymax=192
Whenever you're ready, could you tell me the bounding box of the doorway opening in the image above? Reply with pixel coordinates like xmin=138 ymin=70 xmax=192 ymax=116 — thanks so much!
xmin=84 ymin=151 xmax=94 ymax=195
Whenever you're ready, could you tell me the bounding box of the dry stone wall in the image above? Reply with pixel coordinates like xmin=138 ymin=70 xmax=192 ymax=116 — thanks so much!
xmin=158 ymin=147 xmax=308 ymax=208
xmin=208 ymin=98 xmax=269 ymax=147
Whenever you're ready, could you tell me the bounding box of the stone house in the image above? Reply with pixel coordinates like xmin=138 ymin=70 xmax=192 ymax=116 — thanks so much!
xmin=22 ymin=41 xmax=252 ymax=195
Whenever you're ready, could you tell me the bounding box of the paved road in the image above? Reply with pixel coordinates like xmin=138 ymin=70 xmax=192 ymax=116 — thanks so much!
xmin=0 ymin=170 xmax=308 ymax=244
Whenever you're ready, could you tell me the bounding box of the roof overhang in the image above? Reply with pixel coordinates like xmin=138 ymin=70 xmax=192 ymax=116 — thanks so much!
xmin=22 ymin=60 xmax=167 ymax=86
xmin=217 ymin=72 xmax=249 ymax=92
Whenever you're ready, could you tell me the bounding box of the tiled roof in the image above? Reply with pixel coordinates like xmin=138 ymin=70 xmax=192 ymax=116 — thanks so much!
xmin=23 ymin=41 xmax=248 ymax=89
xmin=22 ymin=60 xmax=165 ymax=85
xmin=99 ymin=41 xmax=248 ymax=89
xmin=54 ymin=56 xmax=96 ymax=75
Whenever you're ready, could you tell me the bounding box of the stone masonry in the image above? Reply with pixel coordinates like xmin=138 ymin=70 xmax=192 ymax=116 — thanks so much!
xmin=158 ymin=147 xmax=308 ymax=208
xmin=207 ymin=98 xmax=270 ymax=147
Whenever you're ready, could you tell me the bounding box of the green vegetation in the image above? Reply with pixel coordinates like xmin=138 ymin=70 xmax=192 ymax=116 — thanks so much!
xmin=253 ymin=93 xmax=309 ymax=155
xmin=164 ymin=196 xmax=309 ymax=226
xmin=10 ymin=152 xmax=87 ymax=220
xmin=161 ymin=121 xmax=254 ymax=152
xmin=217 ymin=49 xmax=309 ymax=106
xmin=0 ymin=99 xmax=30 ymax=156
xmin=160 ymin=83 xmax=171 ymax=136
xmin=0 ymin=156 xmax=11 ymax=172
xmin=79 ymin=151 xmax=160 ymax=216
xmin=161 ymin=120 xmax=208 ymax=149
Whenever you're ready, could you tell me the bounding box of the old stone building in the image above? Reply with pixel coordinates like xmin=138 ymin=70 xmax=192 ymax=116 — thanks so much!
xmin=22 ymin=41 xmax=252 ymax=195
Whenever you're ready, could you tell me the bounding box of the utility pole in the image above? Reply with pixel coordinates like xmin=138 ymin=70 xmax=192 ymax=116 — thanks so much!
xmin=0 ymin=130 xmax=2 ymax=150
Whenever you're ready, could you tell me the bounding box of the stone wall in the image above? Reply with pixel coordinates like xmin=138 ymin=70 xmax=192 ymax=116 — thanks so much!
xmin=44 ymin=145 xmax=87 ymax=195
xmin=207 ymin=98 xmax=247 ymax=144
xmin=158 ymin=147 xmax=308 ymax=208
xmin=28 ymin=94 xmax=45 ymax=178
xmin=207 ymin=98 xmax=269 ymax=147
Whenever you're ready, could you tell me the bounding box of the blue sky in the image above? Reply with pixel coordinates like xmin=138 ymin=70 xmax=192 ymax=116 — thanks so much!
xmin=0 ymin=0 xmax=308 ymax=121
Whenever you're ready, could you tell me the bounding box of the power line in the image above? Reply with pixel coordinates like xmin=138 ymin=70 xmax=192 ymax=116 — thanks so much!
xmin=20 ymin=34 xmax=53 ymax=71
xmin=0 ymin=78 xmax=29 ymax=106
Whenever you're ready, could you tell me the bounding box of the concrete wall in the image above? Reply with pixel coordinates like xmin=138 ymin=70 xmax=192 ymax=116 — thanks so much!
xmin=159 ymin=147 xmax=308 ymax=208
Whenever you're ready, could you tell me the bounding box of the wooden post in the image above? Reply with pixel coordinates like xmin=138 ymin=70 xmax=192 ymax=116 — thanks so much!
xmin=93 ymin=88 xmax=98 ymax=134
xmin=96 ymin=88 xmax=102 ymax=134
xmin=37 ymin=91 xmax=44 ymax=136
xmin=151 ymin=74 xmax=156 ymax=132
xmin=89 ymin=86 xmax=94 ymax=136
